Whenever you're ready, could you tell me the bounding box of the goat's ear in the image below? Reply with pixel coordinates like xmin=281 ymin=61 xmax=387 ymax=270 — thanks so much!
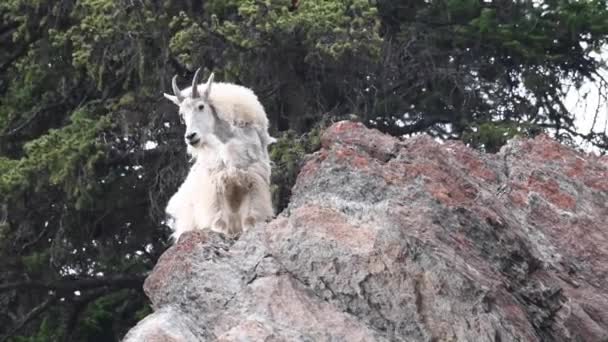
xmin=267 ymin=136 xmax=278 ymax=145
xmin=203 ymin=72 xmax=215 ymax=100
xmin=163 ymin=93 xmax=181 ymax=106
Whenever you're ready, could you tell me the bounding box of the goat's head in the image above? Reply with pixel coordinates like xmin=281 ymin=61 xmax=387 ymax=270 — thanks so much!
xmin=163 ymin=69 xmax=218 ymax=149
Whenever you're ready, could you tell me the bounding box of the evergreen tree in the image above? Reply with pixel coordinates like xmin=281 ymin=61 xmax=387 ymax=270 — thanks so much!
xmin=1 ymin=0 xmax=607 ymax=340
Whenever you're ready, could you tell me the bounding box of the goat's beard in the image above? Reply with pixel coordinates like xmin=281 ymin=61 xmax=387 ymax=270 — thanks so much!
xmin=186 ymin=143 xmax=208 ymax=161
xmin=186 ymin=134 xmax=222 ymax=162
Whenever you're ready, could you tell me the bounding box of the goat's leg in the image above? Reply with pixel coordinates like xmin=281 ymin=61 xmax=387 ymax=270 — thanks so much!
xmin=240 ymin=190 xmax=255 ymax=231
xmin=210 ymin=170 xmax=229 ymax=234
xmin=166 ymin=186 xmax=197 ymax=240
xmin=242 ymin=173 xmax=274 ymax=231
xmin=212 ymin=167 xmax=253 ymax=237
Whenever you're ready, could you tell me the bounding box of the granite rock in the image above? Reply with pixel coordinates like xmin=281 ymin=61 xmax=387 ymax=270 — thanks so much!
xmin=125 ymin=121 xmax=608 ymax=341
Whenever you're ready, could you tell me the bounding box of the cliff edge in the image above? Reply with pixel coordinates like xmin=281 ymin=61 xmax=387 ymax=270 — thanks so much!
xmin=125 ymin=121 xmax=608 ymax=341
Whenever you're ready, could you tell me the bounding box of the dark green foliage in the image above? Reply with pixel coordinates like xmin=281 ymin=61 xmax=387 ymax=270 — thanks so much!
xmin=270 ymin=126 xmax=323 ymax=212
xmin=462 ymin=122 xmax=531 ymax=153
xmin=1 ymin=0 xmax=607 ymax=340
xmin=10 ymin=318 xmax=63 ymax=342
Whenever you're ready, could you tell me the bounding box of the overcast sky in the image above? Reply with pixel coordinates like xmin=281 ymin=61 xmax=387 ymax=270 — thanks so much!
xmin=565 ymin=46 xmax=608 ymax=154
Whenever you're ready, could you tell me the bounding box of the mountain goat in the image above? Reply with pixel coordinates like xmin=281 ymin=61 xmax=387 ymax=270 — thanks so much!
xmin=163 ymin=69 xmax=275 ymax=239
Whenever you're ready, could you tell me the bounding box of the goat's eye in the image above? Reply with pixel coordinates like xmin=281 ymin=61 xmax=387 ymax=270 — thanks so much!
xmin=197 ymin=104 xmax=205 ymax=111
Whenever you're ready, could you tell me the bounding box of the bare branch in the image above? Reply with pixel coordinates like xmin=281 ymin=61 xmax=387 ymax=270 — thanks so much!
xmin=63 ymin=288 xmax=112 ymax=341
xmin=0 ymin=295 xmax=58 ymax=342
xmin=0 ymin=103 xmax=64 ymax=137
xmin=21 ymin=221 xmax=52 ymax=253
xmin=0 ymin=274 xmax=146 ymax=294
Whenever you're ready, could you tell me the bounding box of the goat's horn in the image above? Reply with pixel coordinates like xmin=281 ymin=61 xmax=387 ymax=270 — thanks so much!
xmin=191 ymin=68 xmax=202 ymax=98
xmin=172 ymin=75 xmax=184 ymax=102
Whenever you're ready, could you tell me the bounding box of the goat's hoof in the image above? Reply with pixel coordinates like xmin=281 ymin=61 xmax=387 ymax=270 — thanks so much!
xmin=213 ymin=219 xmax=227 ymax=232
xmin=225 ymin=227 xmax=242 ymax=239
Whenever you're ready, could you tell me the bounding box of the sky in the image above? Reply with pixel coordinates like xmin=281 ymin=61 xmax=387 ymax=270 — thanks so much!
xmin=566 ymin=46 xmax=608 ymax=154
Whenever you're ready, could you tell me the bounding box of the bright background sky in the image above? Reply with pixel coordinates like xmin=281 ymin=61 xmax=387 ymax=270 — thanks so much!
xmin=566 ymin=43 xmax=608 ymax=155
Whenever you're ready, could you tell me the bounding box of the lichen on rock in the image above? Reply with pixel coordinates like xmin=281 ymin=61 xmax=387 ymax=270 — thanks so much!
xmin=125 ymin=121 xmax=608 ymax=342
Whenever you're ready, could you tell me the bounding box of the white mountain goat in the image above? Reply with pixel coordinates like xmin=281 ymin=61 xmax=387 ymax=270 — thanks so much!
xmin=163 ymin=69 xmax=275 ymax=239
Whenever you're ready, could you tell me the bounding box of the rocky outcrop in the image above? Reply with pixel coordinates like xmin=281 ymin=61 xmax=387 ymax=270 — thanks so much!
xmin=125 ymin=121 xmax=608 ymax=341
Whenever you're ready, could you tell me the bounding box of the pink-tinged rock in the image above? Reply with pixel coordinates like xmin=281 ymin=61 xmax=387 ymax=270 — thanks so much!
xmin=126 ymin=122 xmax=608 ymax=341
xmin=123 ymin=307 xmax=207 ymax=341
xmin=321 ymin=121 xmax=399 ymax=162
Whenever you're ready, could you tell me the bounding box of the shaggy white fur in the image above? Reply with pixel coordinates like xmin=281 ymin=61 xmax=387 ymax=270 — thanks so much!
xmin=164 ymin=73 xmax=275 ymax=240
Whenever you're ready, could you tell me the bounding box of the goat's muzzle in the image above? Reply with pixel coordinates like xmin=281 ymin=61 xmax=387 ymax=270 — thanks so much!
xmin=186 ymin=132 xmax=200 ymax=146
